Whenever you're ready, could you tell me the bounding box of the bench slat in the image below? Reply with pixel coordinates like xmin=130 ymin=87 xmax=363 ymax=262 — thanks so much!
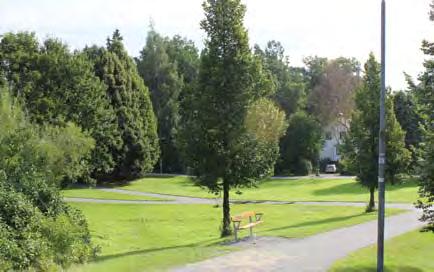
xmin=239 ymin=220 xmax=263 ymax=229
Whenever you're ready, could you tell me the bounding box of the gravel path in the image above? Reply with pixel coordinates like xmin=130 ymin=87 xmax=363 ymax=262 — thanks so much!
xmin=64 ymin=197 xmax=174 ymax=205
xmin=146 ymin=174 xmax=355 ymax=180
xmin=65 ymin=188 xmax=414 ymax=210
xmin=173 ymin=210 xmax=423 ymax=272
xmin=65 ymin=188 xmax=294 ymax=205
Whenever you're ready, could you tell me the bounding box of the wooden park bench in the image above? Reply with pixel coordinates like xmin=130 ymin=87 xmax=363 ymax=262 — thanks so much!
xmin=231 ymin=211 xmax=263 ymax=241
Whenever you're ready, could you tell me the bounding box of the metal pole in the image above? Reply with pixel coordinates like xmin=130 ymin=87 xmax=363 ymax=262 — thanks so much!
xmin=377 ymin=0 xmax=386 ymax=271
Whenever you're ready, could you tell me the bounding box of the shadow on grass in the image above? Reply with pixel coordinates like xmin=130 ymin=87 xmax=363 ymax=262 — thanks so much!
xmin=313 ymin=180 xmax=418 ymax=196
xmin=93 ymin=237 xmax=223 ymax=263
xmin=313 ymin=182 xmax=366 ymax=196
xmin=332 ymin=266 xmax=423 ymax=272
xmin=259 ymin=213 xmax=368 ymax=233
xmin=62 ymin=184 xmax=95 ymax=190
xmin=103 ymin=175 xmax=198 ymax=188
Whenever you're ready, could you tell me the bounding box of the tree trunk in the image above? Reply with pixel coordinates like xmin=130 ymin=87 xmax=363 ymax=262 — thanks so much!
xmin=390 ymin=174 xmax=395 ymax=186
xmin=366 ymin=186 xmax=376 ymax=212
xmin=221 ymin=179 xmax=232 ymax=237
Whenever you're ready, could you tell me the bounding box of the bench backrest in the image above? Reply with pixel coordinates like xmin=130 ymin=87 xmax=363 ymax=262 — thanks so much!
xmin=231 ymin=211 xmax=258 ymax=222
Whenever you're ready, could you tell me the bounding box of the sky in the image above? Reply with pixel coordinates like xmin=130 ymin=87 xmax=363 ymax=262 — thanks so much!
xmin=1 ymin=0 xmax=433 ymax=90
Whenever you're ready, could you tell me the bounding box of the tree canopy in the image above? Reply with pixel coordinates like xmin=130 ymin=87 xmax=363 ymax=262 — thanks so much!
xmin=0 ymin=32 xmax=122 ymax=182
xmin=136 ymin=28 xmax=199 ymax=173
xmin=308 ymin=59 xmax=360 ymax=126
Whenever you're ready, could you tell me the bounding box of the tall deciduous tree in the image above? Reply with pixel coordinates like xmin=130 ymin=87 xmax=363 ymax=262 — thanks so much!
xmin=341 ymin=54 xmax=410 ymax=212
xmin=166 ymin=36 xmax=200 ymax=172
xmin=254 ymin=41 xmax=312 ymax=175
xmin=303 ymin=56 xmax=328 ymax=91
xmin=165 ymin=35 xmax=200 ymax=88
xmin=85 ymin=30 xmax=159 ymax=180
xmin=181 ymin=0 xmax=285 ymax=236
xmin=307 ymin=58 xmax=360 ymax=127
xmin=254 ymin=41 xmax=307 ymax=116
xmin=136 ymin=29 xmax=185 ymax=173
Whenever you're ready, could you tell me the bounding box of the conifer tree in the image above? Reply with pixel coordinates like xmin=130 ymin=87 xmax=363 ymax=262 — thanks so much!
xmin=341 ymin=54 xmax=410 ymax=212
xmin=414 ymin=2 xmax=434 ymax=230
xmin=86 ymin=30 xmax=159 ymax=180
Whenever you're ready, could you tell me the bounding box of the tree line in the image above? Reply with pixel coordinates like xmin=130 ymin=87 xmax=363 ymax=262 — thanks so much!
xmin=0 ymin=30 xmax=371 ymax=181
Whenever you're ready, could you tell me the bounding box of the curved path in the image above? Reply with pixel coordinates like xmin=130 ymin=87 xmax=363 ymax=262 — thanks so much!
xmin=65 ymin=188 xmax=293 ymax=205
xmin=173 ymin=210 xmax=422 ymax=272
xmin=65 ymin=188 xmax=414 ymax=210
xmin=65 ymin=187 xmax=424 ymax=271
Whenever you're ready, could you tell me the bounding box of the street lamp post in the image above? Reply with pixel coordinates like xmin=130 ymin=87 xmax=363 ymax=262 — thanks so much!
xmin=377 ymin=0 xmax=386 ymax=271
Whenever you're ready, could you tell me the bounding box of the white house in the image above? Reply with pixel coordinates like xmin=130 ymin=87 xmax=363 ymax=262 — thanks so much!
xmin=320 ymin=119 xmax=349 ymax=162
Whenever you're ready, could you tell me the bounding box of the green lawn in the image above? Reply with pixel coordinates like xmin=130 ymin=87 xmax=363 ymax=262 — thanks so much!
xmin=68 ymin=203 xmax=402 ymax=272
xmin=330 ymin=230 xmax=434 ymax=272
xmin=117 ymin=176 xmax=419 ymax=203
xmin=62 ymin=188 xmax=167 ymax=201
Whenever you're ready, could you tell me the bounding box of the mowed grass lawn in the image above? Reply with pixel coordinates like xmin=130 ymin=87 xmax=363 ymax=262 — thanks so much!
xmin=62 ymin=188 xmax=167 ymax=201
xmin=69 ymin=203 xmax=402 ymax=272
xmin=117 ymin=176 xmax=419 ymax=203
xmin=330 ymin=230 xmax=434 ymax=272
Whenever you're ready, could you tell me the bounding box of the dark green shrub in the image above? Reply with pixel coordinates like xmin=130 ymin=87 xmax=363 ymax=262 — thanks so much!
xmin=295 ymin=159 xmax=313 ymax=176
xmin=0 ymin=90 xmax=97 ymax=270
xmin=276 ymin=111 xmax=323 ymax=175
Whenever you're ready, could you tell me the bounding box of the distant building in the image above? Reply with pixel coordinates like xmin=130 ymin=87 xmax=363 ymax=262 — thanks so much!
xmin=320 ymin=119 xmax=349 ymax=162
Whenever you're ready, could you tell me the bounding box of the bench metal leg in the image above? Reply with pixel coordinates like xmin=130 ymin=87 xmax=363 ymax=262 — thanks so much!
xmin=249 ymin=216 xmax=253 ymax=238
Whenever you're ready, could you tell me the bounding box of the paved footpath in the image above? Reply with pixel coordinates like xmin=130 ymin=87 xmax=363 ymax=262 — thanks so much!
xmin=173 ymin=209 xmax=423 ymax=272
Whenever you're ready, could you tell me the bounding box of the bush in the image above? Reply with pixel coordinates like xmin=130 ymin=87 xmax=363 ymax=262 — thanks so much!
xmin=295 ymin=159 xmax=313 ymax=176
xmin=0 ymin=189 xmax=96 ymax=270
xmin=276 ymin=111 xmax=323 ymax=175
xmin=39 ymin=207 xmax=97 ymax=267
xmin=338 ymin=158 xmax=357 ymax=176
xmin=0 ymin=189 xmax=55 ymax=271
xmin=0 ymin=90 xmax=97 ymax=270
